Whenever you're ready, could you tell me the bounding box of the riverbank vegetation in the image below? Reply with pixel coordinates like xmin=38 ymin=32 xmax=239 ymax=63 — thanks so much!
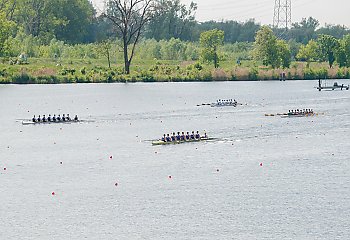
xmin=0 ymin=0 xmax=350 ymax=83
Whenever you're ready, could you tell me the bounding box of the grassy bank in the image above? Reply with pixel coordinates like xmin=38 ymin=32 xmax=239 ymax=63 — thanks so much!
xmin=0 ymin=58 xmax=349 ymax=84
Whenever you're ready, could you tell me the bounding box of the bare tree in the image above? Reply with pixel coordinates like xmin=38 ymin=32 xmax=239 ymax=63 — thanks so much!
xmin=103 ymin=0 xmax=156 ymax=74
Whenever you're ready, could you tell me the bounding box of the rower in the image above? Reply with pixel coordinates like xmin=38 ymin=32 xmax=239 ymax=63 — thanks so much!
xmin=176 ymin=132 xmax=181 ymax=141
xmin=37 ymin=115 xmax=41 ymax=122
xmin=74 ymin=115 xmax=79 ymax=121
xmin=190 ymin=131 xmax=195 ymax=140
xmin=62 ymin=114 xmax=66 ymax=122
xmin=32 ymin=115 xmax=36 ymax=122
xmin=66 ymin=114 xmax=71 ymax=121
xmin=185 ymin=132 xmax=190 ymax=140
xmin=166 ymin=134 xmax=171 ymax=142
xmin=181 ymin=132 xmax=185 ymax=141
xmin=203 ymin=132 xmax=208 ymax=139
xmin=48 ymin=114 xmax=51 ymax=122
xmin=161 ymin=134 xmax=166 ymax=142
xmin=42 ymin=115 xmax=47 ymax=122
xmin=171 ymin=132 xmax=176 ymax=141
xmin=195 ymin=131 xmax=200 ymax=139
xmin=57 ymin=114 xmax=61 ymax=121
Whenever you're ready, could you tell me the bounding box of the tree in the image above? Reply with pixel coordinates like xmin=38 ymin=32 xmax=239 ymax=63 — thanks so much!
xmin=145 ymin=0 xmax=197 ymax=41
xmin=296 ymin=39 xmax=319 ymax=65
xmin=200 ymin=29 xmax=224 ymax=68
xmin=104 ymin=0 xmax=156 ymax=74
xmin=317 ymin=34 xmax=339 ymax=68
xmin=95 ymin=40 xmax=113 ymax=69
xmin=0 ymin=13 xmax=14 ymax=56
xmin=276 ymin=40 xmax=291 ymax=68
xmin=343 ymin=34 xmax=350 ymax=67
xmin=253 ymin=26 xmax=279 ymax=68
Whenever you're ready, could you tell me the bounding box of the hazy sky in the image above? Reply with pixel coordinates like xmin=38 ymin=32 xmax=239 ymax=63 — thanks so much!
xmin=92 ymin=0 xmax=350 ymax=27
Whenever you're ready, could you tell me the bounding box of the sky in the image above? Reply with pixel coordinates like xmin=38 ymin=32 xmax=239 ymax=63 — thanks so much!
xmin=92 ymin=0 xmax=350 ymax=27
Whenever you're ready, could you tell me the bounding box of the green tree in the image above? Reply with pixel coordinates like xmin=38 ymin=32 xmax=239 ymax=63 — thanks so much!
xmin=343 ymin=34 xmax=350 ymax=67
xmin=317 ymin=34 xmax=339 ymax=68
xmin=200 ymin=29 xmax=224 ymax=68
xmin=0 ymin=13 xmax=14 ymax=56
xmin=277 ymin=40 xmax=291 ymax=68
xmin=253 ymin=26 xmax=280 ymax=68
xmin=296 ymin=39 xmax=319 ymax=65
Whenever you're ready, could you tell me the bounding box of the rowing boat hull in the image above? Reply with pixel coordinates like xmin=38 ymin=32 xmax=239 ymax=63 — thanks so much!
xmin=152 ymin=137 xmax=211 ymax=146
xmin=280 ymin=113 xmax=317 ymax=118
xmin=22 ymin=120 xmax=81 ymax=125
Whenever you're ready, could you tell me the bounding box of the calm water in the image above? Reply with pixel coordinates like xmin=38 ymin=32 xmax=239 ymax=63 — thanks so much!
xmin=0 ymin=80 xmax=349 ymax=239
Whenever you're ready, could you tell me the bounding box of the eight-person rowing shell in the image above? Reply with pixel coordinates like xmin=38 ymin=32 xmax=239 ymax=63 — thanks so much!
xmin=287 ymin=109 xmax=313 ymax=116
xmin=160 ymin=131 xmax=208 ymax=143
xmin=32 ymin=114 xmax=78 ymax=123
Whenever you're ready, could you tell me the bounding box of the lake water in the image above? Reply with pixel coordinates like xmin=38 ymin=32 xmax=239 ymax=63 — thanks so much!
xmin=0 ymin=80 xmax=349 ymax=239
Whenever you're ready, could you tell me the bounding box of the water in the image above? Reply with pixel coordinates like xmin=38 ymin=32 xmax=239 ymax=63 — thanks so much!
xmin=0 ymin=80 xmax=349 ymax=239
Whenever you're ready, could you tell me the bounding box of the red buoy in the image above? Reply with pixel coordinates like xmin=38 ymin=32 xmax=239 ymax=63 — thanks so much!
xmin=168 ymin=176 xmax=172 ymax=179
xmin=52 ymin=192 xmax=55 ymax=196
xmin=260 ymin=163 xmax=263 ymax=167
xmin=4 ymin=167 xmax=6 ymax=171
xmin=115 ymin=182 xmax=118 ymax=187
xmin=110 ymin=156 xmax=113 ymax=159
xmin=216 ymin=169 xmax=220 ymax=172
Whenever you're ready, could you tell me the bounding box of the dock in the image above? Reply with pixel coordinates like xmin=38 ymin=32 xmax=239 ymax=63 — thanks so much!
xmin=317 ymin=79 xmax=349 ymax=91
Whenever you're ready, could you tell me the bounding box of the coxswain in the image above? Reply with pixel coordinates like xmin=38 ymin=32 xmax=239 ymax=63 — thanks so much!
xmin=195 ymin=131 xmax=201 ymax=139
xmin=66 ymin=114 xmax=71 ymax=121
xmin=37 ymin=115 xmax=41 ymax=122
xmin=74 ymin=115 xmax=79 ymax=121
xmin=203 ymin=132 xmax=208 ymax=139
xmin=53 ymin=114 xmax=56 ymax=121
xmin=181 ymin=132 xmax=185 ymax=141
xmin=171 ymin=132 xmax=176 ymax=141
xmin=62 ymin=114 xmax=66 ymax=122
xmin=166 ymin=134 xmax=171 ymax=142
xmin=161 ymin=134 xmax=166 ymax=142
xmin=176 ymin=132 xmax=181 ymax=141
xmin=47 ymin=114 xmax=51 ymax=122
xmin=32 ymin=115 xmax=36 ymax=122
xmin=42 ymin=115 xmax=47 ymax=122
xmin=57 ymin=114 xmax=61 ymax=121
xmin=190 ymin=131 xmax=195 ymax=139
xmin=185 ymin=132 xmax=190 ymax=140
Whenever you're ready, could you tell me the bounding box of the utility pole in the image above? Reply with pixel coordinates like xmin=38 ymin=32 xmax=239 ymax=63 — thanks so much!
xmin=273 ymin=0 xmax=292 ymax=33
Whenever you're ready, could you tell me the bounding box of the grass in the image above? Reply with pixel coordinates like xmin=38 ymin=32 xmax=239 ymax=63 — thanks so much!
xmin=0 ymin=57 xmax=349 ymax=84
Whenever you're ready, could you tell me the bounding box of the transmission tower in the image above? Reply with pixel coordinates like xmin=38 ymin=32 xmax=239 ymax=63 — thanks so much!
xmin=273 ymin=0 xmax=292 ymax=30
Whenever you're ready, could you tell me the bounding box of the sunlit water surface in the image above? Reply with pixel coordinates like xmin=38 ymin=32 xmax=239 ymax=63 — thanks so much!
xmin=0 ymin=80 xmax=349 ymax=239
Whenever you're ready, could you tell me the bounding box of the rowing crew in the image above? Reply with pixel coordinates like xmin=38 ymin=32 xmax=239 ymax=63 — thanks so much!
xmin=288 ymin=109 xmax=314 ymax=116
xmin=217 ymin=99 xmax=237 ymax=105
xmin=32 ymin=114 xmax=78 ymax=123
xmin=161 ymin=131 xmax=208 ymax=142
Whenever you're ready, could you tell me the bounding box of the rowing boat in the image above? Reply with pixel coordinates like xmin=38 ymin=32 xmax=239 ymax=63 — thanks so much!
xmin=152 ymin=137 xmax=212 ymax=146
xmin=211 ymin=102 xmax=242 ymax=108
xmin=22 ymin=120 xmax=81 ymax=125
xmin=280 ymin=113 xmax=318 ymax=118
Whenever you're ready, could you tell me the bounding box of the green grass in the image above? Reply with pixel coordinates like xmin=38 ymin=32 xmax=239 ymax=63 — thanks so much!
xmin=0 ymin=57 xmax=349 ymax=84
